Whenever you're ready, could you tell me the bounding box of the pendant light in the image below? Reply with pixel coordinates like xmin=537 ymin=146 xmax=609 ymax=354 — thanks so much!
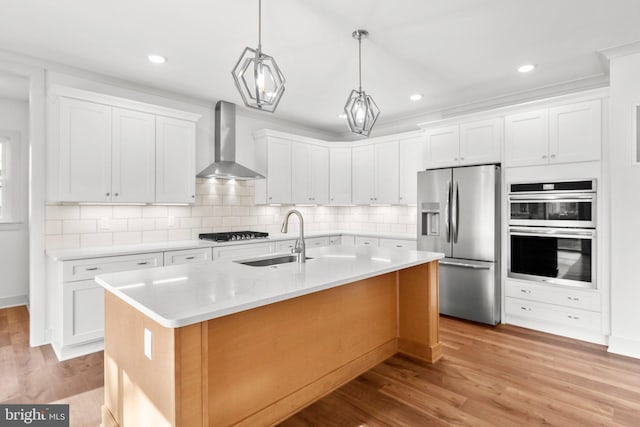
xmin=344 ymin=29 xmax=380 ymax=137
xmin=231 ymin=0 xmax=285 ymax=113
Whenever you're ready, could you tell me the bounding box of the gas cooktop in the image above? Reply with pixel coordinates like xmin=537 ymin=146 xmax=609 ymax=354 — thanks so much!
xmin=198 ymin=231 xmax=269 ymax=242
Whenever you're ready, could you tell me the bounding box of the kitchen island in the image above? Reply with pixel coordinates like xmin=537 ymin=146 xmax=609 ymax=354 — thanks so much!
xmin=96 ymin=245 xmax=444 ymax=427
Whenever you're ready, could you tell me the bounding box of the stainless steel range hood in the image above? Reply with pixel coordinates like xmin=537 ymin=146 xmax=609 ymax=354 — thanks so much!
xmin=197 ymin=101 xmax=265 ymax=180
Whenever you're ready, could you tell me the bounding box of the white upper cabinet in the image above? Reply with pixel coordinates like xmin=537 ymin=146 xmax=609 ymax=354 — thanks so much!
xmin=549 ymin=100 xmax=601 ymax=164
xmin=423 ymin=119 xmax=501 ymax=169
xmin=352 ymin=141 xmax=399 ymax=205
xmin=459 ymin=118 xmax=501 ymax=164
xmin=58 ymin=98 xmax=112 ymax=202
xmin=427 ymin=126 xmax=460 ymax=168
xmin=50 ymin=87 xmax=200 ymax=204
xmin=399 ymin=135 xmax=429 ymax=204
xmin=329 ymin=147 xmax=352 ymax=205
xmin=504 ymin=109 xmax=549 ymax=167
xmin=155 ymin=116 xmax=196 ymax=203
xmin=112 ymin=108 xmax=156 ymax=203
xmin=505 ymin=99 xmax=601 ymax=167
xmin=352 ymin=145 xmax=376 ymax=204
xmin=292 ymin=143 xmax=329 ymax=204
xmin=255 ymin=135 xmax=292 ymax=204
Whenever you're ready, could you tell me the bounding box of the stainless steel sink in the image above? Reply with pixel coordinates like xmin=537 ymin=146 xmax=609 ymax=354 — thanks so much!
xmin=235 ymin=254 xmax=313 ymax=267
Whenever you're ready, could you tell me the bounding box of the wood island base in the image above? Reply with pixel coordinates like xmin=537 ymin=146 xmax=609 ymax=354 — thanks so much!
xmin=102 ymin=261 xmax=441 ymax=427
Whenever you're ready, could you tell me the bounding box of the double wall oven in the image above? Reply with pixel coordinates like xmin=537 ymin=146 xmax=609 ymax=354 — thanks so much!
xmin=508 ymin=180 xmax=596 ymax=288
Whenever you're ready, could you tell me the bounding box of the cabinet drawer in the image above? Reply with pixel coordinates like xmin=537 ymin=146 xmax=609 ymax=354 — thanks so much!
xmin=63 ymin=279 xmax=104 ymax=346
xmin=505 ymin=297 xmax=601 ymax=331
xmin=275 ymin=240 xmax=297 ymax=252
xmin=63 ymin=252 xmax=163 ymax=282
xmin=505 ymin=279 xmax=601 ymax=311
xmin=306 ymin=236 xmax=330 ymax=248
xmin=329 ymin=235 xmax=342 ymax=245
xmin=379 ymin=238 xmax=416 ymax=250
xmin=164 ymin=248 xmax=212 ymax=266
xmin=355 ymin=236 xmax=379 ymax=247
xmin=212 ymin=242 xmax=273 ymax=260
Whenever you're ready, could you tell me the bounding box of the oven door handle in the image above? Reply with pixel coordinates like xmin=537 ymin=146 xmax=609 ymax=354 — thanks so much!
xmin=508 ymin=194 xmax=595 ymax=201
xmin=509 ymin=228 xmax=595 ymax=239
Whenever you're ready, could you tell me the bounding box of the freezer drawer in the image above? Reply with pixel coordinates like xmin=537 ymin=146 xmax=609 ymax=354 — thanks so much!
xmin=439 ymin=258 xmax=500 ymax=325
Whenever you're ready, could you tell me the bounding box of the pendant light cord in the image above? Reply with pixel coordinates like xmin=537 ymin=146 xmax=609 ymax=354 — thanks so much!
xmin=258 ymin=0 xmax=262 ymax=50
xmin=358 ymin=34 xmax=362 ymax=93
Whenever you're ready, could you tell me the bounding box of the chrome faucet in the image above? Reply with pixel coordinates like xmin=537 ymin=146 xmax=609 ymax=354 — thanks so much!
xmin=281 ymin=209 xmax=306 ymax=263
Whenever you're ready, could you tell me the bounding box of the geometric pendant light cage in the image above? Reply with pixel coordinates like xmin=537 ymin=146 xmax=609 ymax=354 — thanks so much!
xmin=232 ymin=0 xmax=286 ymax=113
xmin=344 ymin=29 xmax=380 ymax=137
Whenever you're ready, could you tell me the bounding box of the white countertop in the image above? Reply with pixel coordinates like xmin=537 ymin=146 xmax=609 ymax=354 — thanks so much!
xmin=47 ymin=230 xmax=417 ymax=261
xmin=95 ymin=245 xmax=443 ymax=328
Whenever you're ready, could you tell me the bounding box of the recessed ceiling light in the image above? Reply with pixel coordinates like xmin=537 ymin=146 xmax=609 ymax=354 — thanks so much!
xmin=517 ymin=64 xmax=535 ymax=73
xmin=148 ymin=54 xmax=167 ymax=64
xmin=409 ymin=94 xmax=423 ymax=101
xmin=338 ymin=113 xmax=347 ymax=120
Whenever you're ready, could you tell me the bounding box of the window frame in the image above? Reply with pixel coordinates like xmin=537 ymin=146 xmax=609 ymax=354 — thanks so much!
xmin=0 ymin=130 xmax=22 ymax=223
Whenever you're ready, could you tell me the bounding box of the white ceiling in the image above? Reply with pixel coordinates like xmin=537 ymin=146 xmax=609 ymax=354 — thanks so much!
xmin=2 ymin=0 xmax=640 ymax=135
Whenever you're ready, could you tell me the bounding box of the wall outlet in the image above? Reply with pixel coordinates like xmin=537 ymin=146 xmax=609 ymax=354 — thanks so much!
xmin=99 ymin=217 xmax=110 ymax=230
xmin=144 ymin=328 xmax=152 ymax=360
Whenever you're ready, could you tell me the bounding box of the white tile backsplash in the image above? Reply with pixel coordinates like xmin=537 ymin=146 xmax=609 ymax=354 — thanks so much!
xmin=45 ymin=179 xmax=418 ymax=250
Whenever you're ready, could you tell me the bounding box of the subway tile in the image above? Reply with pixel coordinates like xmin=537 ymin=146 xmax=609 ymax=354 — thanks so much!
xmin=203 ymin=216 xmax=222 ymax=227
xmin=179 ymin=217 xmax=202 ymax=229
xmin=107 ymin=219 xmax=129 ymax=232
xmin=112 ymin=206 xmax=142 ymax=219
xmin=142 ymin=206 xmax=169 ymax=218
xmin=142 ymin=230 xmax=168 ymax=243
xmin=81 ymin=233 xmax=113 ymax=248
xmin=62 ymin=219 xmax=97 ymax=234
xmin=46 ymin=234 xmax=80 ymax=250
xmin=191 ymin=206 xmax=213 ymax=217
xmin=113 ymin=232 xmax=142 ymax=246
xmin=168 ymin=229 xmax=191 ymax=241
xmin=127 ymin=218 xmax=156 ymax=231
xmin=46 ymin=205 xmax=80 ymax=220
xmin=167 ymin=206 xmax=192 ymax=217
xmin=80 ymin=205 xmax=113 ymax=219
xmin=46 ymin=220 xmax=62 ymax=235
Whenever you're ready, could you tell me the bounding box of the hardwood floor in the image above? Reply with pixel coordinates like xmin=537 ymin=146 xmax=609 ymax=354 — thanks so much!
xmin=0 ymin=305 xmax=103 ymax=404
xmin=2 ymin=306 xmax=639 ymax=426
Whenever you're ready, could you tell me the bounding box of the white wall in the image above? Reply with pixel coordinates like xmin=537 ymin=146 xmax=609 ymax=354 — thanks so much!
xmin=0 ymin=97 xmax=29 ymax=307
xmin=608 ymin=52 xmax=640 ymax=358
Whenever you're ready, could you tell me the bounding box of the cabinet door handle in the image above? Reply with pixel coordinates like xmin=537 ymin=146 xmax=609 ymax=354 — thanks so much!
xmin=85 ymin=267 xmax=99 ymax=271
xmin=520 ymin=306 xmax=532 ymax=312
xmin=185 ymin=256 xmax=195 ymax=260
xmin=521 ymin=289 xmax=531 ymax=294
xmin=363 ymin=242 xmax=370 ymax=245
xmin=454 ymin=157 xmax=458 ymax=161
xmin=191 ymin=195 xmax=195 ymax=198
xmin=114 ymin=193 xmax=119 ymax=197
xmin=542 ymin=155 xmax=547 ymax=159
xmin=550 ymin=154 xmax=556 ymax=159
xmin=567 ymin=315 xmax=581 ymax=320
xmin=395 ymin=245 xmax=403 ymax=248
xmin=567 ymin=296 xmax=580 ymax=301
xmin=460 ymin=157 xmax=465 ymax=161
xmin=137 ymin=262 xmax=149 ymax=265
xmin=106 ymin=192 xmax=110 ymax=197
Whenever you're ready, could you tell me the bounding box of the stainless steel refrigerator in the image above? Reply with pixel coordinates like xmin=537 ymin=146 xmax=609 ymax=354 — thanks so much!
xmin=417 ymin=165 xmax=501 ymax=325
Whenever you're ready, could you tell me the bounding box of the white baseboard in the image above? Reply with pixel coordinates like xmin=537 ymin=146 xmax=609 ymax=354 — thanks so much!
xmin=51 ymin=339 xmax=104 ymax=362
xmin=0 ymin=294 xmax=28 ymax=309
xmin=503 ymin=315 xmax=609 ymax=345
xmin=608 ymin=336 xmax=640 ymax=359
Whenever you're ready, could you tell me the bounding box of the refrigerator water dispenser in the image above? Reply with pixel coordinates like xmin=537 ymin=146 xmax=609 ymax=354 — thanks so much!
xmin=421 ymin=203 xmax=440 ymax=236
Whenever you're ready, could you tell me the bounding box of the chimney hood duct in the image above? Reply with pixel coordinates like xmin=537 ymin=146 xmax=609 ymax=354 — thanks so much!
xmin=197 ymin=101 xmax=265 ymax=180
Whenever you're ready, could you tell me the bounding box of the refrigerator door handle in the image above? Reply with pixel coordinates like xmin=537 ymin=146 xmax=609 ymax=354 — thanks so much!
xmin=452 ymin=181 xmax=459 ymax=243
xmin=439 ymin=260 xmax=491 ymax=270
xmin=445 ymin=180 xmax=451 ymax=243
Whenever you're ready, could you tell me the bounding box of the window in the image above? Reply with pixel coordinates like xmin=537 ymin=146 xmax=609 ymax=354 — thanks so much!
xmin=0 ymin=137 xmax=5 ymax=219
xmin=0 ymin=132 xmax=21 ymax=222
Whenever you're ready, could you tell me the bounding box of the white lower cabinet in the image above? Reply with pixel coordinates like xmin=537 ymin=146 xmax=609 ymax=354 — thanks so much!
xmin=212 ymin=242 xmax=274 ymax=260
xmin=379 ymin=238 xmax=416 ymax=250
xmin=63 ymin=279 xmax=105 ymax=346
xmin=49 ymin=252 xmax=163 ymax=361
xmin=504 ymin=279 xmax=603 ymax=339
xmin=355 ymin=236 xmax=379 ymax=247
xmin=329 ymin=235 xmax=342 ymax=245
xmin=164 ymin=247 xmax=212 ymax=265
xmin=306 ymin=236 xmax=331 ymax=248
